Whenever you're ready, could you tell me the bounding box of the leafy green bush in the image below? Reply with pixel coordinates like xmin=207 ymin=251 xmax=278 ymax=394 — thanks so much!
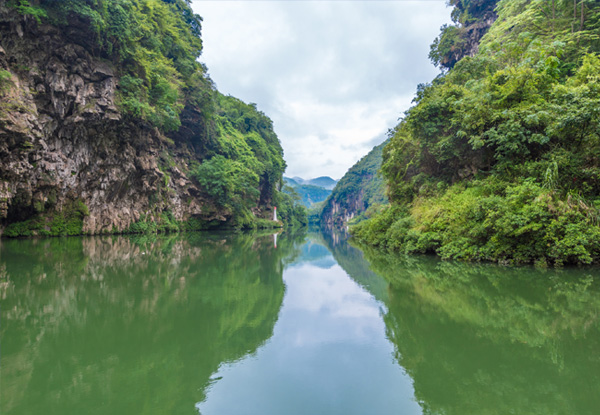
xmin=9 ymin=0 xmax=47 ymax=23
xmin=191 ymin=155 xmax=259 ymax=214
xmin=353 ymin=178 xmax=600 ymax=265
xmin=3 ymin=218 xmax=43 ymax=237
xmin=127 ymin=211 xmax=182 ymax=234
xmin=3 ymin=200 xmax=89 ymax=237
xmin=360 ymin=1 xmax=600 ymax=264
xmin=273 ymin=190 xmax=307 ymax=228
xmin=0 ymin=69 xmax=13 ymax=92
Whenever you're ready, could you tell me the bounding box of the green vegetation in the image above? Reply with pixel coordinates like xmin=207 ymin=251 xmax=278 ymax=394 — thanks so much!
xmin=355 ymin=178 xmax=600 ymax=265
xmin=280 ymin=177 xmax=336 ymax=226
xmin=22 ymin=0 xmax=206 ymax=132
xmin=429 ymin=0 xmax=498 ymax=70
xmin=0 ymin=69 xmax=13 ymax=91
xmin=353 ymin=243 xmax=600 ymax=415
xmin=283 ymin=180 xmax=331 ymax=208
xmin=212 ymin=94 xmax=285 ymax=206
xmin=127 ymin=211 xmax=184 ymax=234
xmin=273 ymin=189 xmax=308 ymax=229
xmin=189 ymin=93 xmax=305 ymax=229
xmin=320 ymin=141 xmax=388 ymax=227
xmin=8 ymin=0 xmax=47 ymax=23
xmin=2 ymin=0 xmax=305 ymax=234
xmin=22 ymin=0 xmax=207 ymax=131
xmin=307 ymin=201 xmax=326 ymax=226
xmin=1 ymin=231 xmax=302 ymax=413
xmin=3 ymin=199 xmax=89 ymax=237
xmin=191 ymin=155 xmax=259 ymax=216
xmin=353 ymin=0 xmax=600 ymax=265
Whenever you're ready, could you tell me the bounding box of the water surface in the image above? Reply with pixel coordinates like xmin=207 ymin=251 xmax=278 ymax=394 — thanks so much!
xmin=2 ymin=231 xmax=599 ymax=414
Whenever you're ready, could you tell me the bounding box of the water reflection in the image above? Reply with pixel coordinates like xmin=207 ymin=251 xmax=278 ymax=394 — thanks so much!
xmin=1 ymin=231 xmax=304 ymax=415
xmin=4 ymin=230 xmax=599 ymax=415
xmin=352 ymin=242 xmax=600 ymax=415
xmin=319 ymin=231 xmax=389 ymax=304
xmin=196 ymin=232 xmax=419 ymax=415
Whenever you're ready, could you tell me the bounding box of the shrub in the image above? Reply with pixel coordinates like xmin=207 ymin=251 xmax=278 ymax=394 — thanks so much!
xmin=352 ymin=178 xmax=600 ymax=265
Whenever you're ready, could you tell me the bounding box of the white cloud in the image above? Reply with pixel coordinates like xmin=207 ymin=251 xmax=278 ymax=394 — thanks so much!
xmin=282 ymin=263 xmax=383 ymax=346
xmin=192 ymin=0 xmax=452 ymax=179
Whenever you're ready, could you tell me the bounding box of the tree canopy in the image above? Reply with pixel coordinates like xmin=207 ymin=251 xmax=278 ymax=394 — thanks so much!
xmin=353 ymin=0 xmax=600 ymax=265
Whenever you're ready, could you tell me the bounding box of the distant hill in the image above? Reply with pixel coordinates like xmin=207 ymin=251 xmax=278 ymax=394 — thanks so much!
xmin=307 ymin=176 xmax=337 ymax=190
xmin=285 ymin=177 xmax=300 ymax=187
xmin=283 ymin=176 xmax=338 ymax=208
xmin=320 ymin=141 xmax=388 ymax=228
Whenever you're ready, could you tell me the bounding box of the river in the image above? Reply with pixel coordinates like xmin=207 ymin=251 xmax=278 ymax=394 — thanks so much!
xmin=1 ymin=231 xmax=599 ymax=414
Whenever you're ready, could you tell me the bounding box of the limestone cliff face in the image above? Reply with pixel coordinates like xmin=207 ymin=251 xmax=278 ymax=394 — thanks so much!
xmin=0 ymin=8 xmax=223 ymax=235
xmin=321 ymin=190 xmax=364 ymax=229
xmin=320 ymin=141 xmax=388 ymax=228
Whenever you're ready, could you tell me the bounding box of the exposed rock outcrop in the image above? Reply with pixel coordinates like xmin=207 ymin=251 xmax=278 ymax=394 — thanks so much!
xmin=320 ymin=141 xmax=388 ymax=228
xmin=0 ymin=7 xmax=223 ymax=235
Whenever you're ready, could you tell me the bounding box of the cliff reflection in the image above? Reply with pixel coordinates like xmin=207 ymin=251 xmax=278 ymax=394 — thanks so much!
xmin=1 ymin=231 xmax=304 ymax=415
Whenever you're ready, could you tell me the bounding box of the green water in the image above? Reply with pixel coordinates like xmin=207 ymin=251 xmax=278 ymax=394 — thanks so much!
xmin=1 ymin=231 xmax=599 ymax=414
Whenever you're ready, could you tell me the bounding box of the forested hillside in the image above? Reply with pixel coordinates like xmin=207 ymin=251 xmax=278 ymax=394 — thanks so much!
xmin=0 ymin=0 xmax=304 ymax=236
xmin=320 ymin=141 xmax=388 ymax=228
xmin=283 ymin=177 xmax=333 ymax=208
xmin=353 ymin=0 xmax=600 ymax=265
xmin=305 ymin=176 xmax=337 ymax=190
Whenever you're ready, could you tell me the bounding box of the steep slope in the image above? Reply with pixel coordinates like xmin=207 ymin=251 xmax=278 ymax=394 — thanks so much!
xmin=0 ymin=0 xmax=302 ymax=236
xmin=320 ymin=141 xmax=388 ymax=228
xmin=283 ymin=177 xmax=332 ymax=208
xmin=353 ymin=0 xmax=600 ymax=265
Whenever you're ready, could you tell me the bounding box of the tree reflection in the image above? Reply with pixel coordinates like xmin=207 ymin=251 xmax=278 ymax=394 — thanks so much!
xmin=1 ymin=231 xmax=304 ymax=415
xmin=355 ymin=244 xmax=600 ymax=415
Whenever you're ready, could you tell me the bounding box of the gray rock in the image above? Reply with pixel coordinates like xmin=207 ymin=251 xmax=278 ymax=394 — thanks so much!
xmin=0 ymin=9 xmax=224 ymax=235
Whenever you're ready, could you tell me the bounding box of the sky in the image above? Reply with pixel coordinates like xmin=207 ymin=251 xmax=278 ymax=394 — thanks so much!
xmin=190 ymin=0 xmax=453 ymax=180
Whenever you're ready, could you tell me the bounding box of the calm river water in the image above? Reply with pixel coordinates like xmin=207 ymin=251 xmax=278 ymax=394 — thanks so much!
xmin=1 ymin=230 xmax=599 ymax=414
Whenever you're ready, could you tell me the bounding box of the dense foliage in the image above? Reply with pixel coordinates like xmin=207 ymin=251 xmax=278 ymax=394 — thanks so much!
xmin=273 ymin=189 xmax=308 ymax=229
xmin=7 ymin=0 xmax=305 ymax=230
xmin=283 ymin=178 xmax=332 ymax=208
xmin=16 ymin=0 xmax=207 ymax=131
xmin=353 ymin=0 xmax=600 ymax=265
xmin=429 ymin=0 xmax=498 ymax=70
xmin=320 ymin=141 xmax=388 ymax=227
xmin=353 ymin=244 xmax=600 ymax=414
xmin=190 ymin=94 xmax=305 ymax=228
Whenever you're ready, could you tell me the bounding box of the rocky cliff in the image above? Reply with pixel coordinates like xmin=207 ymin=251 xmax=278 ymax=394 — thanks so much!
xmin=0 ymin=3 xmax=285 ymax=236
xmin=429 ymin=0 xmax=498 ymax=70
xmin=320 ymin=141 xmax=388 ymax=228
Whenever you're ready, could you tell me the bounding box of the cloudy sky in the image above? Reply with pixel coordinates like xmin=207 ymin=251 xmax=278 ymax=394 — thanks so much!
xmin=190 ymin=0 xmax=452 ymax=180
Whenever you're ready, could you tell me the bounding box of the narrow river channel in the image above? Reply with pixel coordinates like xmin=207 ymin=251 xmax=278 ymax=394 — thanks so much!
xmin=2 ymin=231 xmax=599 ymax=414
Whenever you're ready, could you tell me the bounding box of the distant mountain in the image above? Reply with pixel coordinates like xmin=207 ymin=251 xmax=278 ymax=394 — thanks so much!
xmin=283 ymin=176 xmax=338 ymax=208
xmin=307 ymin=176 xmax=337 ymax=190
xmin=285 ymin=177 xmax=300 ymax=186
xmin=286 ymin=176 xmax=337 ymax=189
xmin=320 ymin=141 xmax=388 ymax=228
